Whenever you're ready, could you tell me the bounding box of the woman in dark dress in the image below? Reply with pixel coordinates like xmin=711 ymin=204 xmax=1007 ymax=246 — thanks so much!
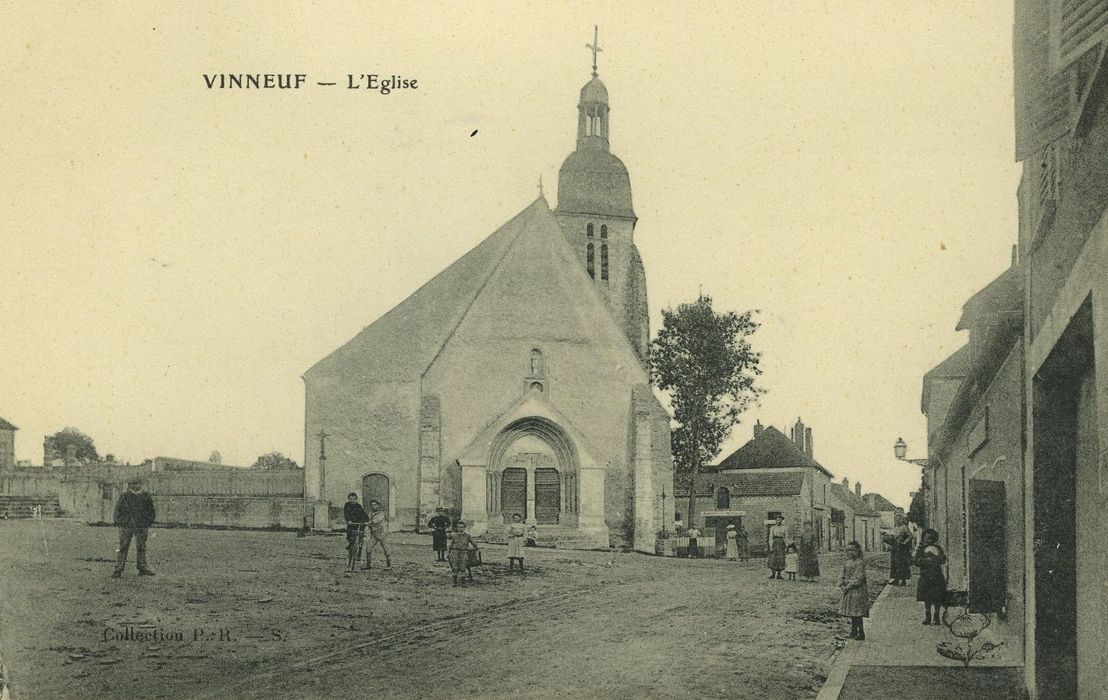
xmin=735 ymin=525 xmax=750 ymax=561
xmin=798 ymin=521 xmax=820 ymax=581
xmin=427 ymin=507 xmax=451 ymax=562
xmin=914 ymin=528 xmax=948 ymax=624
xmin=887 ymin=516 xmax=914 ymax=586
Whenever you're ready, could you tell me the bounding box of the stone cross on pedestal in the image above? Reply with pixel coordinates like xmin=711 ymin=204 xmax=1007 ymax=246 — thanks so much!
xmin=312 ymin=429 xmax=331 ymax=531
xmin=315 ymin=429 xmax=329 ymax=499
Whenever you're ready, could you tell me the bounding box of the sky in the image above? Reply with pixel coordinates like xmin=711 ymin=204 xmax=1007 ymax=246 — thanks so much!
xmin=0 ymin=2 xmax=1020 ymax=509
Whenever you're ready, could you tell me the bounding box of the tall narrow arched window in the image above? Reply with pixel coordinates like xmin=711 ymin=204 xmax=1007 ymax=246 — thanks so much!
xmin=600 ymin=224 xmax=607 ymax=239
xmin=716 ymin=487 xmax=731 ymax=510
xmin=600 ymin=244 xmax=609 ymax=281
xmin=586 ymin=223 xmax=594 ymax=238
xmin=586 ymin=243 xmax=595 ymax=279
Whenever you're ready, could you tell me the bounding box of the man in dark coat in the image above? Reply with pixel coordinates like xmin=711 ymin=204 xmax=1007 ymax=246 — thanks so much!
xmin=111 ymin=478 xmax=156 ymax=578
xmin=344 ymin=492 xmax=370 ymax=571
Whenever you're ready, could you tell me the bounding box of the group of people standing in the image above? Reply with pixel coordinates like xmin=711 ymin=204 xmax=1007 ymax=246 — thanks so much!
xmin=766 ymin=516 xmax=821 ymax=582
xmin=427 ymin=507 xmax=536 ymax=586
xmin=839 ymin=517 xmax=951 ymax=643
xmin=342 ymin=493 xmax=392 ymax=572
xmin=884 ymin=516 xmax=949 ymax=624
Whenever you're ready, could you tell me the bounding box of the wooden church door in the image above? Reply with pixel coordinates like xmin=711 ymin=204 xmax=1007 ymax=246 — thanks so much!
xmin=501 ymin=468 xmax=527 ymax=521
xmin=534 ymin=468 xmax=560 ymax=524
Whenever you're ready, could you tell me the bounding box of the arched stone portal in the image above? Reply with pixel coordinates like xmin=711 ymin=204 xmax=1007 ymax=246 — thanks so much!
xmin=485 ymin=418 xmax=578 ymax=527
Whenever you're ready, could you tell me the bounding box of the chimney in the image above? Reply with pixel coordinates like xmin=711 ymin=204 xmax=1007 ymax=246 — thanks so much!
xmin=793 ymin=417 xmax=805 ymax=452
xmin=842 ymin=477 xmax=849 ymax=489
xmin=855 ymin=481 xmax=862 ymax=497
xmin=754 ymin=420 xmax=764 ymax=439
xmin=804 ymin=427 xmax=813 ymax=457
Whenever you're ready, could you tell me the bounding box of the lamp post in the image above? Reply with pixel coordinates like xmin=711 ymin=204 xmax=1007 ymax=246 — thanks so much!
xmin=659 ymin=487 xmax=669 ymax=537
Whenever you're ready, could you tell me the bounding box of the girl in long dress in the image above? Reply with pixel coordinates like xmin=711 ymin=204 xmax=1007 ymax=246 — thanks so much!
xmin=914 ymin=528 xmax=948 ymax=624
xmin=839 ymin=541 xmax=870 ymax=640
xmin=506 ymin=513 xmax=526 ymax=573
xmin=767 ymin=515 xmax=787 ymax=579
xmin=447 ymin=522 xmax=479 ymax=586
xmin=725 ymin=524 xmax=738 ymax=561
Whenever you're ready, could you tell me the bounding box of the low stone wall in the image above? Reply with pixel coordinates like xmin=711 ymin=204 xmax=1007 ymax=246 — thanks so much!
xmin=1 ymin=466 xmax=306 ymax=530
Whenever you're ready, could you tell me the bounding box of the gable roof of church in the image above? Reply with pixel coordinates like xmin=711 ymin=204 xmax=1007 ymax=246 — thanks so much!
xmin=714 ymin=426 xmax=834 ymax=478
xmin=304 ymin=196 xmax=644 ymax=382
xmin=0 ymin=417 xmax=16 ymax=431
xmin=304 ymin=200 xmax=542 ymax=380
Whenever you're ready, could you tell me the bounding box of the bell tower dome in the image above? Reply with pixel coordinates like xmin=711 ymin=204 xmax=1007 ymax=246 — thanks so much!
xmin=554 ymin=27 xmax=649 ymax=364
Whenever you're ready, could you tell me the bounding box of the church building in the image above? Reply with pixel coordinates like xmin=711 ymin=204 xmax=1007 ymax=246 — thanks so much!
xmin=302 ymin=48 xmax=674 ymax=551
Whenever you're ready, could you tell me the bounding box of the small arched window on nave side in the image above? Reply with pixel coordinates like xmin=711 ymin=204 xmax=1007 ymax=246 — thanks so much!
xmin=600 ymin=224 xmax=608 ymax=239
xmin=600 ymin=244 xmax=609 ymax=281
xmin=586 ymin=223 xmax=594 ymax=238
xmin=586 ymin=242 xmax=595 ymax=279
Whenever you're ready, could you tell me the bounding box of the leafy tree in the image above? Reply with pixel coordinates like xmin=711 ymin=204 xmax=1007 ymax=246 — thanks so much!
xmin=252 ymin=452 xmax=300 ymax=470
xmin=650 ymin=294 xmax=764 ymax=522
xmin=46 ymin=427 xmax=100 ymax=464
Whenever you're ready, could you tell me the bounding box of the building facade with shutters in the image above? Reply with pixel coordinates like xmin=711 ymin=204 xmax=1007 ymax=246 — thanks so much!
xmin=915 ymin=3 xmax=1108 ymax=696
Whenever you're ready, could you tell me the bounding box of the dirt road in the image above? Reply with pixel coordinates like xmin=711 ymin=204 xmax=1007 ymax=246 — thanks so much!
xmin=0 ymin=519 xmax=886 ymax=699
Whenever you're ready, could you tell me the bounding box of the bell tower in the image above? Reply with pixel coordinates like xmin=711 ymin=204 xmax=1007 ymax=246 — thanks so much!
xmin=554 ymin=27 xmax=650 ymax=363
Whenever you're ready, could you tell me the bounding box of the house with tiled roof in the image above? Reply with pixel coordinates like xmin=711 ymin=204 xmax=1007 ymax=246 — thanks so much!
xmin=863 ymin=491 xmax=904 ymax=539
xmin=828 ymin=479 xmax=882 ymax=552
xmin=675 ymin=417 xmax=837 ymax=555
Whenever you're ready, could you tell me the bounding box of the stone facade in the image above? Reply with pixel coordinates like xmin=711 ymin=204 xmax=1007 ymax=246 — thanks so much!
xmin=0 ymin=418 xmax=15 ymax=469
xmin=916 ymin=5 xmax=1108 ymax=695
xmin=303 ymin=68 xmax=674 ymax=551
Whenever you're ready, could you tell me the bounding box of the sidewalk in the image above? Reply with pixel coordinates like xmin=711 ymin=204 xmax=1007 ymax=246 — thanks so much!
xmin=818 ymin=581 xmax=1024 ymax=699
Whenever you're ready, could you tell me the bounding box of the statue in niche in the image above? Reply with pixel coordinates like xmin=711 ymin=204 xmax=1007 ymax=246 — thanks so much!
xmin=529 ymin=349 xmax=545 ymax=377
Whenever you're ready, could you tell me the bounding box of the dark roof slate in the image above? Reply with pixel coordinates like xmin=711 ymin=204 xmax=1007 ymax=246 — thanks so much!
xmin=863 ymin=492 xmax=902 ymax=513
xmin=830 ymin=483 xmax=878 ymax=516
xmin=715 ymin=426 xmax=834 ymax=478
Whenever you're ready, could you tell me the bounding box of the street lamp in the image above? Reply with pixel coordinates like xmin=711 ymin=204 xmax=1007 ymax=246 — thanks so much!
xmin=893 ymin=437 xmax=930 ymax=467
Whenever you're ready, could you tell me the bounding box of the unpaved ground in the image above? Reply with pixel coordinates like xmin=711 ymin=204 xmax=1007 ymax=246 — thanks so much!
xmin=0 ymin=519 xmax=888 ymax=699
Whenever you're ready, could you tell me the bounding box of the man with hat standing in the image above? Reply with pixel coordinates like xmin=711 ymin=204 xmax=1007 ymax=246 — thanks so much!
xmin=111 ymin=478 xmax=157 ymax=578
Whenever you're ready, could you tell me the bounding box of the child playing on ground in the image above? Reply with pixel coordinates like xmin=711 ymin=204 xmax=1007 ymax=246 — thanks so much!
xmin=839 ymin=541 xmax=870 ymax=640
xmin=784 ymin=542 xmax=799 ymax=581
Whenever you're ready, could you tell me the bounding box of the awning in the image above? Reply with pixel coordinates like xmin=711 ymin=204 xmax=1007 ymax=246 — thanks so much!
xmin=700 ymin=510 xmax=746 ymax=518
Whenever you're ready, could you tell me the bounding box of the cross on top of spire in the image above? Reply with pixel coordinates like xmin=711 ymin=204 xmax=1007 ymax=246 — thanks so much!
xmin=586 ymin=25 xmax=602 ymax=77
